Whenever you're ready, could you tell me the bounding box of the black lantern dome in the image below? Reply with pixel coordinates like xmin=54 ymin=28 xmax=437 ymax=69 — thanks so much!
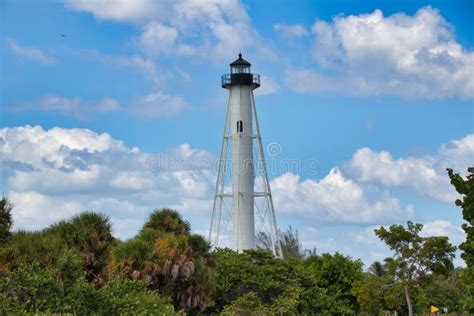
xmin=222 ymin=53 xmax=260 ymax=89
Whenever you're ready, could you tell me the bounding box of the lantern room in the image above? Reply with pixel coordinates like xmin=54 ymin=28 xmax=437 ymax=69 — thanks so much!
xmin=221 ymin=53 xmax=260 ymax=89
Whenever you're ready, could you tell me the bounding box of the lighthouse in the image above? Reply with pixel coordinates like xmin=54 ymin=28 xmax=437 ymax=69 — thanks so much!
xmin=209 ymin=54 xmax=281 ymax=256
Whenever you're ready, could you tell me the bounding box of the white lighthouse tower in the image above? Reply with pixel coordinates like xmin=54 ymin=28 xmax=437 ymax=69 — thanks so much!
xmin=209 ymin=54 xmax=281 ymax=256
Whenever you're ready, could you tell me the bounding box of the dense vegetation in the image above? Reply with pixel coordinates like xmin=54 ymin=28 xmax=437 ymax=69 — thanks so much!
xmin=0 ymin=168 xmax=472 ymax=315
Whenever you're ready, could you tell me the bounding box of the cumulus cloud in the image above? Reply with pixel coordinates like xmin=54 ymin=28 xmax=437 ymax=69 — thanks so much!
xmin=348 ymin=218 xmax=466 ymax=266
xmin=271 ymin=168 xmax=414 ymax=224
xmin=2 ymin=125 xmax=470 ymax=244
xmin=421 ymin=220 xmax=465 ymax=246
xmin=66 ymin=0 xmax=269 ymax=62
xmin=288 ymin=7 xmax=474 ymax=99
xmin=273 ymin=23 xmax=309 ymax=38
xmin=145 ymin=0 xmax=263 ymax=61
xmin=1 ymin=126 xmax=215 ymax=238
xmin=4 ymin=95 xmax=121 ymax=119
xmin=7 ymin=39 xmax=55 ymax=65
xmin=345 ymin=134 xmax=474 ymax=203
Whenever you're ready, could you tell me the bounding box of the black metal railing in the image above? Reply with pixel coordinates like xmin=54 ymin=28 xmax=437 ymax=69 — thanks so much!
xmin=221 ymin=74 xmax=232 ymax=86
xmin=221 ymin=73 xmax=260 ymax=87
xmin=252 ymin=74 xmax=260 ymax=86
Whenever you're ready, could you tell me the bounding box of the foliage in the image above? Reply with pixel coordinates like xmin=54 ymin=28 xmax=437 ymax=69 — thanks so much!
xmin=422 ymin=270 xmax=468 ymax=314
xmin=97 ymin=279 xmax=175 ymax=315
xmin=368 ymin=260 xmax=388 ymax=277
xmin=375 ymin=221 xmax=456 ymax=316
xmin=352 ymin=272 xmax=411 ymax=315
xmin=0 ymin=196 xmax=13 ymax=244
xmin=0 ymin=230 xmax=67 ymax=271
xmin=0 ymin=262 xmax=62 ymax=313
xmin=222 ymin=292 xmax=272 ymax=315
xmin=211 ymin=249 xmax=360 ymax=314
xmin=143 ymin=208 xmax=191 ymax=235
xmin=46 ymin=211 xmax=115 ymax=282
xmin=0 ymin=262 xmax=175 ymax=315
xmin=211 ymin=249 xmax=301 ymax=309
xmin=352 ymin=275 xmax=390 ymax=314
xmin=108 ymin=208 xmax=214 ymax=312
xmin=257 ymin=226 xmax=316 ymax=259
xmin=279 ymin=225 xmax=311 ymax=259
xmin=448 ymin=167 xmax=474 ymax=312
xmin=304 ymin=252 xmax=363 ymax=310
xmin=0 ymin=199 xmax=470 ymax=315
xmin=291 ymin=256 xmax=350 ymax=314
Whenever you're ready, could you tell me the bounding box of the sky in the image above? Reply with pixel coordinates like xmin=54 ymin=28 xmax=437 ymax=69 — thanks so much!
xmin=1 ymin=0 xmax=473 ymax=267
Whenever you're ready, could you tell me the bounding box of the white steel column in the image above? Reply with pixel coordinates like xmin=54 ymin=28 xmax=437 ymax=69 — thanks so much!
xmin=229 ymin=85 xmax=255 ymax=251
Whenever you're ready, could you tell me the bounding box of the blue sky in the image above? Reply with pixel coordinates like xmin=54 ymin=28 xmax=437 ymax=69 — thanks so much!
xmin=1 ymin=0 xmax=473 ymax=266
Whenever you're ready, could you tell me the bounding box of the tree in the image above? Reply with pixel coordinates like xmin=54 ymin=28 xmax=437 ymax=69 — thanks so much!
xmin=108 ymin=209 xmax=213 ymax=313
xmin=422 ymin=269 xmax=469 ymax=314
xmin=0 ymin=262 xmax=62 ymax=313
xmin=256 ymin=225 xmax=316 ymax=259
xmin=368 ymin=260 xmax=388 ymax=277
xmin=0 ymin=263 xmax=175 ymax=315
xmin=447 ymin=167 xmax=474 ymax=312
xmin=0 ymin=230 xmax=67 ymax=272
xmin=211 ymin=249 xmax=302 ymax=312
xmin=143 ymin=208 xmax=190 ymax=236
xmin=375 ymin=221 xmax=456 ymax=316
xmin=222 ymin=292 xmax=271 ymax=315
xmin=46 ymin=212 xmax=115 ymax=283
xmin=0 ymin=196 xmax=13 ymax=243
xmin=303 ymin=252 xmax=363 ymax=312
xmin=352 ymin=275 xmax=390 ymax=314
xmin=292 ymin=256 xmax=354 ymax=314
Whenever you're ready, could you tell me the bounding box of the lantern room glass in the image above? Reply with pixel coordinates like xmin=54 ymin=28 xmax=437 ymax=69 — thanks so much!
xmin=231 ymin=65 xmax=251 ymax=74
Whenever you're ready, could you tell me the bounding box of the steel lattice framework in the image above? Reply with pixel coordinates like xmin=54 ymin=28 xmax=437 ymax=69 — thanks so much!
xmin=209 ymin=78 xmax=281 ymax=257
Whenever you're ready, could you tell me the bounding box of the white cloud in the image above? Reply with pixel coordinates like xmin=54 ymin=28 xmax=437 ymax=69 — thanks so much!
xmin=5 ymin=95 xmax=121 ymax=119
xmin=64 ymin=0 xmax=167 ymax=23
xmin=289 ymin=7 xmax=474 ymax=99
xmin=349 ymin=219 xmax=466 ymax=266
xmin=139 ymin=22 xmax=178 ymax=55
xmin=1 ymin=125 xmax=470 ymax=266
xmin=345 ymin=134 xmax=474 ymax=203
xmin=421 ymin=220 xmax=465 ymax=246
xmin=4 ymin=90 xmax=189 ymax=121
xmin=132 ymin=91 xmax=187 ymax=119
xmin=66 ymin=0 xmax=269 ymax=62
xmin=254 ymin=75 xmax=279 ymax=96
xmin=7 ymin=39 xmax=55 ymax=65
xmin=271 ymin=168 xmax=414 ymax=224
xmin=97 ymin=97 xmax=121 ymax=112
xmin=83 ymin=51 xmax=160 ymax=85
xmin=1 ymin=125 xmax=215 ymax=238
xmin=273 ymin=23 xmax=309 ymax=38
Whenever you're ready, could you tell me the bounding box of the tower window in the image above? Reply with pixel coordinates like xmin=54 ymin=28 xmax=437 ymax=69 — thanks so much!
xmin=236 ymin=120 xmax=243 ymax=133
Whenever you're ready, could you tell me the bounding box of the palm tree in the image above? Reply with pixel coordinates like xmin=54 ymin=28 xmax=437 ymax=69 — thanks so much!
xmin=368 ymin=261 xmax=387 ymax=277
xmin=45 ymin=212 xmax=115 ymax=282
xmin=143 ymin=208 xmax=191 ymax=236
xmin=109 ymin=209 xmax=212 ymax=312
